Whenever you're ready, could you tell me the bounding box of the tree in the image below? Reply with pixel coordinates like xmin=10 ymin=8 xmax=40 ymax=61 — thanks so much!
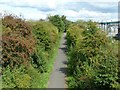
xmin=61 ymin=15 xmax=71 ymax=32
xmin=48 ymin=15 xmax=65 ymax=32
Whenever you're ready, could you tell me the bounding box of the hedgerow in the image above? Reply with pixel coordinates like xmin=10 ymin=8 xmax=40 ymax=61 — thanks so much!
xmin=66 ymin=24 xmax=84 ymax=51
xmin=31 ymin=21 xmax=59 ymax=73
xmin=2 ymin=15 xmax=35 ymax=69
xmin=67 ymin=21 xmax=119 ymax=89
xmin=2 ymin=14 xmax=60 ymax=88
xmin=48 ymin=15 xmax=65 ymax=32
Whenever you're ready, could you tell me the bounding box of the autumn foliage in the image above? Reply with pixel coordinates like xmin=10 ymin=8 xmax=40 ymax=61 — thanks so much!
xmin=2 ymin=14 xmax=61 ymax=88
xmin=2 ymin=15 xmax=35 ymax=68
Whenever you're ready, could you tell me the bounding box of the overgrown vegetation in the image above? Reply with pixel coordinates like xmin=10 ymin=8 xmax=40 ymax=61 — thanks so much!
xmin=1 ymin=13 xmax=119 ymax=89
xmin=2 ymin=14 xmax=62 ymax=88
xmin=32 ymin=21 xmax=59 ymax=73
xmin=66 ymin=21 xmax=119 ymax=89
xmin=48 ymin=15 xmax=71 ymax=32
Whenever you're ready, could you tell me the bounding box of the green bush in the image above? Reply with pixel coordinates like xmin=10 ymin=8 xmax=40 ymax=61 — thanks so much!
xmin=31 ymin=50 xmax=48 ymax=73
xmin=26 ymin=66 xmax=41 ymax=88
xmin=67 ymin=21 xmax=119 ymax=89
xmin=2 ymin=15 xmax=60 ymax=88
xmin=48 ymin=15 xmax=65 ymax=32
xmin=2 ymin=66 xmax=31 ymax=88
xmin=33 ymin=21 xmax=58 ymax=52
xmin=66 ymin=24 xmax=84 ymax=51
xmin=32 ymin=21 xmax=59 ymax=72
xmin=2 ymin=15 xmax=35 ymax=68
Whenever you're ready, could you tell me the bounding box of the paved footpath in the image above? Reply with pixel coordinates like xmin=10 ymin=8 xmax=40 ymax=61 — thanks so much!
xmin=47 ymin=33 xmax=67 ymax=88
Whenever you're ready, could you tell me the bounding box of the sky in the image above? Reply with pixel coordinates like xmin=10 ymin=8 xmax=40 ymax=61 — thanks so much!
xmin=0 ymin=0 xmax=119 ymax=22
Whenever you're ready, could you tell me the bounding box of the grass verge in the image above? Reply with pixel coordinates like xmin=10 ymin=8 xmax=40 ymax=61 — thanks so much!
xmin=38 ymin=32 xmax=63 ymax=88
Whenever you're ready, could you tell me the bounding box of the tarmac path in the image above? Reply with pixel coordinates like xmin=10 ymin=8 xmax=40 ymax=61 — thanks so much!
xmin=47 ymin=33 xmax=67 ymax=88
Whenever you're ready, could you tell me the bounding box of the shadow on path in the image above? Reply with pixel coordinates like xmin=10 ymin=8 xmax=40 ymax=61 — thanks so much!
xmin=59 ymin=67 xmax=68 ymax=76
xmin=59 ymin=47 xmax=67 ymax=54
xmin=48 ymin=33 xmax=68 ymax=88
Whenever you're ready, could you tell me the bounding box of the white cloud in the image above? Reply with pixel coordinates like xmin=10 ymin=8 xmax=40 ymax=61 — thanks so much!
xmin=0 ymin=3 xmax=47 ymax=20
xmin=61 ymin=10 xmax=78 ymax=17
xmin=0 ymin=0 xmax=119 ymax=3
xmin=78 ymin=8 xmax=110 ymax=17
xmin=51 ymin=8 xmax=117 ymax=22
xmin=89 ymin=2 xmax=117 ymax=8
xmin=0 ymin=0 xmax=118 ymax=21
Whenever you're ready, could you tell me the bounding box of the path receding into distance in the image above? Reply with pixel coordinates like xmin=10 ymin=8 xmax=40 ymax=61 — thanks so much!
xmin=47 ymin=33 xmax=67 ymax=88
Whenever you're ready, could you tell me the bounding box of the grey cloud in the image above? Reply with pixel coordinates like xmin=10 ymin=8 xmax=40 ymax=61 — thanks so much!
xmin=0 ymin=2 xmax=55 ymax=12
xmin=0 ymin=1 xmax=118 ymax=21
xmin=59 ymin=2 xmax=118 ymax=13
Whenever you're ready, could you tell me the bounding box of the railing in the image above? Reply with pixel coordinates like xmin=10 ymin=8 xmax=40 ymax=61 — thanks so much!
xmin=98 ymin=21 xmax=120 ymax=37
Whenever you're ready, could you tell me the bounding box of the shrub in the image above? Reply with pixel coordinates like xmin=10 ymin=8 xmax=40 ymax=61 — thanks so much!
xmin=2 ymin=66 xmax=31 ymax=88
xmin=33 ymin=21 xmax=58 ymax=52
xmin=31 ymin=50 xmax=47 ymax=73
xmin=48 ymin=15 xmax=65 ymax=32
xmin=2 ymin=14 xmax=61 ymax=88
xmin=2 ymin=15 xmax=32 ymax=37
xmin=32 ymin=21 xmax=59 ymax=72
xmin=2 ymin=15 xmax=35 ymax=88
xmin=2 ymin=15 xmax=35 ymax=69
xmin=26 ymin=66 xmax=41 ymax=88
xmin=67 ymin=21 xmax=119 ymax=89
xmin=66 ymin=24 xmax=84 ymax=51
